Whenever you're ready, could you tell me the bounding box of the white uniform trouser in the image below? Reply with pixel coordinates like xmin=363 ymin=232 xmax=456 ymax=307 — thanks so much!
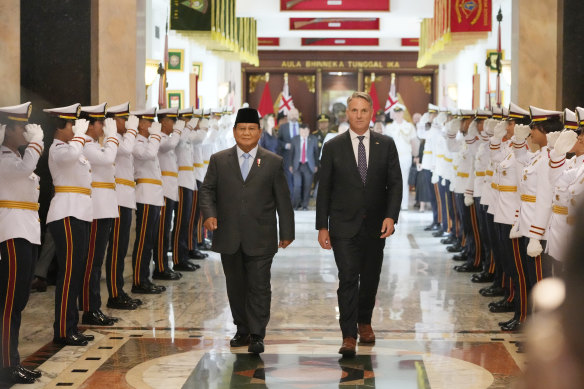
xmin=398 ymin=153 xmax=412 ymax=210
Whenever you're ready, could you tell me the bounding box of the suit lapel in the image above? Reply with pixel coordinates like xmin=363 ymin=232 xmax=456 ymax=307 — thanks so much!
xmin=245 ymin=146 xmax=264 ymax=183
xmin=228 ymin=146 xmax=244 ymax=183
xmin=341 ymin=131 xmax=363 ymax=184
xmin=366 ymin=131 xmax=380 ymax=185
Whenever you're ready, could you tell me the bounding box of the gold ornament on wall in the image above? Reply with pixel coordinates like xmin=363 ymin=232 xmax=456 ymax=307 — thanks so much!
xmin=364 ymin=73 xmax=384 ymax=93
xmin=297 ymin=75 xmax=316 ymax=93
xmin=248 ymin=73 xmax=268 ymax=94
xmin=413 ymin=76 xmax=432 ymax=95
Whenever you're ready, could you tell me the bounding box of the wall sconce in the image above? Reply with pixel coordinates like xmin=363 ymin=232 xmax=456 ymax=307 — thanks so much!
xmin=145 ymin=59 xmax=160 ymax=100
xmin=447 ymin=84 xmax=458 ymax=103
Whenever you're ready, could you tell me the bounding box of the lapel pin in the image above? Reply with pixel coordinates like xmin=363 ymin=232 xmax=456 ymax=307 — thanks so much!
xmin=375 ymin=141 xmax=380 ymax=144
xmin=257 ymin=158 xmax=261 ymax=167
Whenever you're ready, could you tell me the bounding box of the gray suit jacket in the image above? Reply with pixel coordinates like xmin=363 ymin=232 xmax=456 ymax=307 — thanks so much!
xmin=199 ymin=145 xmax=295 ymax=256
xmin=290 ymin=134 xmax=319 ymax=172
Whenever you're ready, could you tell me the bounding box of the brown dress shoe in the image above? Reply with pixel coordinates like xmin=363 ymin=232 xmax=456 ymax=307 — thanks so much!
xmin=338 ymin=337 xmax=356 ymax=357
xmin=358 ymin=323 xmax=376 ymax=343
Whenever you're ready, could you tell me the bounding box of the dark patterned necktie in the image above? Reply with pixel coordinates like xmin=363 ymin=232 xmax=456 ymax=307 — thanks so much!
xmin=357 ymin=136 xmax=367 ymax=184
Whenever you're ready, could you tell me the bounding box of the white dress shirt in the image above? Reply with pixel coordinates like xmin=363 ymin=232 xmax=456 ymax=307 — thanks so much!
xmin=348 ymin=129 xmax=370 ymax=166
xmin=236 ymin=144 xmax=258 ymax=178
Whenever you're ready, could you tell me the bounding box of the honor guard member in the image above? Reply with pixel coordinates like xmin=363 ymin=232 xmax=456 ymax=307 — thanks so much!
xmin=546 ymin=109 xmax=583 ymax=270
xmin=104 ymin=103 xmax=141 ymax=310
xmin=173 ymin=108 xmax=206 ymax=269
xmin=489 ymin=103 xmax=530 ymax=331
xmin=153 ymin=108 xmax=189 ymax=279
xmin=0 ymin=103 xmax=44 ymax=384
xmin=105 ymin=104 xmax=142 ymax=308
xmin=513 ymin=107 xmax=563 ymax=286
xmin=189 ymin=109 xmax=208 ymax=257
xmin=418 ymin=104 xmax=440 ymax=230
xmin=44 ymin=103 xmax=94 ymax=346
xmin=198 ymin=110 xmax=214 ymax=250
xmin=78 ymin=103 xmax=120 ymax=326
xmin=131 ymin=107 xmax=166 ymax=294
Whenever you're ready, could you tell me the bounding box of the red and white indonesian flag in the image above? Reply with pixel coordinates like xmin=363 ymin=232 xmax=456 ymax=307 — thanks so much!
xmin=384 ymin=76 xmax=398 ymax=114
xmin=278 ymin=80 xmax=295 ymax=115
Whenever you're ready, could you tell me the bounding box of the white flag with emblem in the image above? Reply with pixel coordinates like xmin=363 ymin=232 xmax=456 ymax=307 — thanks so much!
xmin=384 ymin=74 xmax=398 ymax=114
xmin=278 ymin=79 xmax=295 ymax=115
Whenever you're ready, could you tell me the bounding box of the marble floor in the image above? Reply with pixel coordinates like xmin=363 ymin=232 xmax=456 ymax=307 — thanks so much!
xmin=9 ymin=208 xmax=526 ymax=388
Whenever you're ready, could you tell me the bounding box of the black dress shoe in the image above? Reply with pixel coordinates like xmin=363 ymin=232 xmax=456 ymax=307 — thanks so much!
xmin=230 ymin=332 xmax=250 ymax=347
xmin=248 ymin=335 xmax=265 ymax=354
xmin=430 ymin=223 xmax=441 ymax=231
xmin=447 ymin=244 xmax=463 ymax=253
xmin=121 ymin=291 xmax=143 ymax=306
xmin=152 ymin=270 xmax=182 ymax=280
xmin=488 ymin=297 xmax=509 ymax=308
xmin=481 ymin=286 xmax=506 ymax=297
xmin=471 ymin=272 xmax=495 ymax=283
xmin=77 ymin=332 xmax=95 ymax=341
xmin=189 ymin=250 xmax=209 ymax=260
xmin=454 ymin=264 xmax=482 ymax=273
xmin=30 ymin=276 xmax=47 ymax=293
xmin=489 ymin=301 xmax=515 ymax=313
xmin=18 ymin=365 xmax=42 ymax=379
xmin=53 ymin=333 xmax=88 ymax=346
xmin=423 ymin=223 xmax=435 ymax=231
xmin=131 ymin=283 xmax=162 ymax=294
xmin=441 ymin=237 xmax=456 ymax=245
xmin=1 ymin=366 xmax=36 ymax=384
xmin=199 ymin=241 xmax=212 ymax=251
xmin=107 ymin=296 xmax=138 ymax=310
xmin=500 ymin=319 xmax=523 ymax=332
xmin=98 ymin=309 xmax=119 ymax=323
xmin=173 ymin=262 xmax=199 ymax=272
xmin=432 ymin=228 xmax=444 ymax=237
xmin=498 ymin=317 xmax=517 ymax=327
xmin=451 ymin=254 xmax=467 ymax=261
xmin=82 ymin=311 xmax=114 ymax=326
xmin=146 ymin=281 xmax=166 ymax=292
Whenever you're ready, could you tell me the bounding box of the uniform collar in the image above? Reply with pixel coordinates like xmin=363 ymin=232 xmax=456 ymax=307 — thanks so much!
xmin=236 ymin=144 xmax=258 ymax=160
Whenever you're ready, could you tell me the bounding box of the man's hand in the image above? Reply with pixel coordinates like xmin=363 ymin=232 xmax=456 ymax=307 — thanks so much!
xmin=380 ymin=218 xmax=395 ymax=238
xmin=314 ymin=166 xmax=318 ymax=173
xmin=203 ymin=217 xmax=217 ymax=231
xmin=289 ymin=166 xmax=293 ymax=173
xmin=279 ymin=240 xmax=293 ymax=249
xmin=285 ymin=143 xmax=291 ymax=150
xmin=318 ymin=229 xmax=332 ymax=250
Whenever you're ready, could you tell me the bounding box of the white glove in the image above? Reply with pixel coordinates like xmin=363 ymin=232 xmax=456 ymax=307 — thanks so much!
xmin=103 ymin=118 xmax=117 ymax=138
xmin=449 ymin=181 xmax=455 ymax=192
xmin=125 ymin=115 xmax=139 ymax=131
xmin=527 ymin=238 xmax=543 ymax=257
xmin=553 ymin=130 xmax=578 ymax=155
xmin=431 ymin=173 xmax=439 ymax=184
xmin=464 ymin=194 xmax=474 ymax=207
xmin=441 ymin=178 xmax=446 ymax=186
xmin=148 ymin=122 xmax=162 ymax=136
xmin=173 ymin=119 xmax=186 ymax=132
xmin=509 ymin=222 xmax=522 ymax=239
xmin=493 ymin=121 xmax=507 ymax=140
xmin=199 ymin=118 xmax=209 ymax=130
xmin=484 ymin=119 xmax=498 ymax=136
xmin=0 ymin=124 xmax=5 ymax=145
xmin=420 ymin=112 xmax=430 ymax=125
xmin=466 ymin=121 xmax=479 ymax=139
xmin=186 ymin=118 xmax=199 ymax=130
xmin=514 ymin=124 xmax=531 ymax=143
xmin=73 ymin=119 xmax=89 ymax=135
xmin=24 ymin=123 xmax=44 ymax=143
xmin=434 ymin=112 xmax=448 ymax=126
xmin=448 ymin=118 xmax=462 ymax=135
xmin=547 ymin=131 xmax=562 ymax=149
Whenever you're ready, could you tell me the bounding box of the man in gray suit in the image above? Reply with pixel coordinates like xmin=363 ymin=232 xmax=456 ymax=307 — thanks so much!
xmin=199 ymin=107 xmax=295 ymax=354
xmin=277 ymin=108 xmax=300 ymax=194
xmin=289 ymin=123 xmax=319 ymax=210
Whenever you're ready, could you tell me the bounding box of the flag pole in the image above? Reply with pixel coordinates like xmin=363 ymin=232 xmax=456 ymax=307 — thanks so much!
xmin=496 ymin=7 xmax=503 ymax=108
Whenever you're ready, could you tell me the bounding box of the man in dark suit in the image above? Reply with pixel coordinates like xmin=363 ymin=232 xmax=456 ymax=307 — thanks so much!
xmin=277 ymin=108 xmax=300 ymax=194
xmin=289 ymin=123 xmax=319 ymax=210
xmin=199 ymin=107 xmax=295 ymax=355
xmin=316 ymin=92 xmax=402 ymax=357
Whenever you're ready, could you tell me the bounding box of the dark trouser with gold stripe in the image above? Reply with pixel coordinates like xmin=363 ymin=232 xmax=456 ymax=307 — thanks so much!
xmin=475 ymin=200 xmax=493 ymax=273
xmin=438 ymin=179 xmax=450 ymax=233
xmin=132 ymin=203 xmax=160 ymax=286
xmin=49 ymin=217 xmax=90 ymax=339
xmin=521 ymin=237 xmax=552 ymax=289
xmin=173 ymin=187 xmax=193 ymax=265
xmin=105 ymin=206 xmax=133 ymax=298
xmin=154 ymin=198 xmax=175 ymax=273
xmin=497 ymin=223 xmax=529 ymax=322
xmin=486 ymin=212 xmax=503 ymax=285
xmin=0 ymin=239 xmax=37 ymax=367
xmin=457 ymin=194 xmax=480 ymax=267
xmin=80 ymin=218 xmax=113 ymax=312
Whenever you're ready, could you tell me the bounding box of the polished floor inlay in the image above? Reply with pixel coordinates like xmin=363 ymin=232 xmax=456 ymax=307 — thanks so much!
xmin=7 ymin=207 xmax=526 ymax=388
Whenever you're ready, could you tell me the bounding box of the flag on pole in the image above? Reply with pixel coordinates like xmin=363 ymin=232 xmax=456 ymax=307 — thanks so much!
xmin=369 ymin=80 xmax=381 ymax=113
xmin=384 ymin=73 xmax=398 ymax=114
xmin=277 ymin=73 xmax=295 ymax=115
xmin=258 ymin=75 xmax=274 ymax=117
xmin=158 ymin=15 xmax=169 ymax=109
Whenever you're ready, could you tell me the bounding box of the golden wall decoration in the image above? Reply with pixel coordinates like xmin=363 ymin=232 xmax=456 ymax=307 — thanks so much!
xmin=364 ymin=75 xmax=384 ymax=92
xmin=413 ymin=76 xmax=432 ymax=94
xmin=248 ymin=74 xmax=267 ymax=94
xmin=297 ymin=75 xmax=316 ymax=93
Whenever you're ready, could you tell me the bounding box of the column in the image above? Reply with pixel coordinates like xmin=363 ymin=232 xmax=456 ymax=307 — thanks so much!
xmin=0 ymin=0 xmax=19 ymax=105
